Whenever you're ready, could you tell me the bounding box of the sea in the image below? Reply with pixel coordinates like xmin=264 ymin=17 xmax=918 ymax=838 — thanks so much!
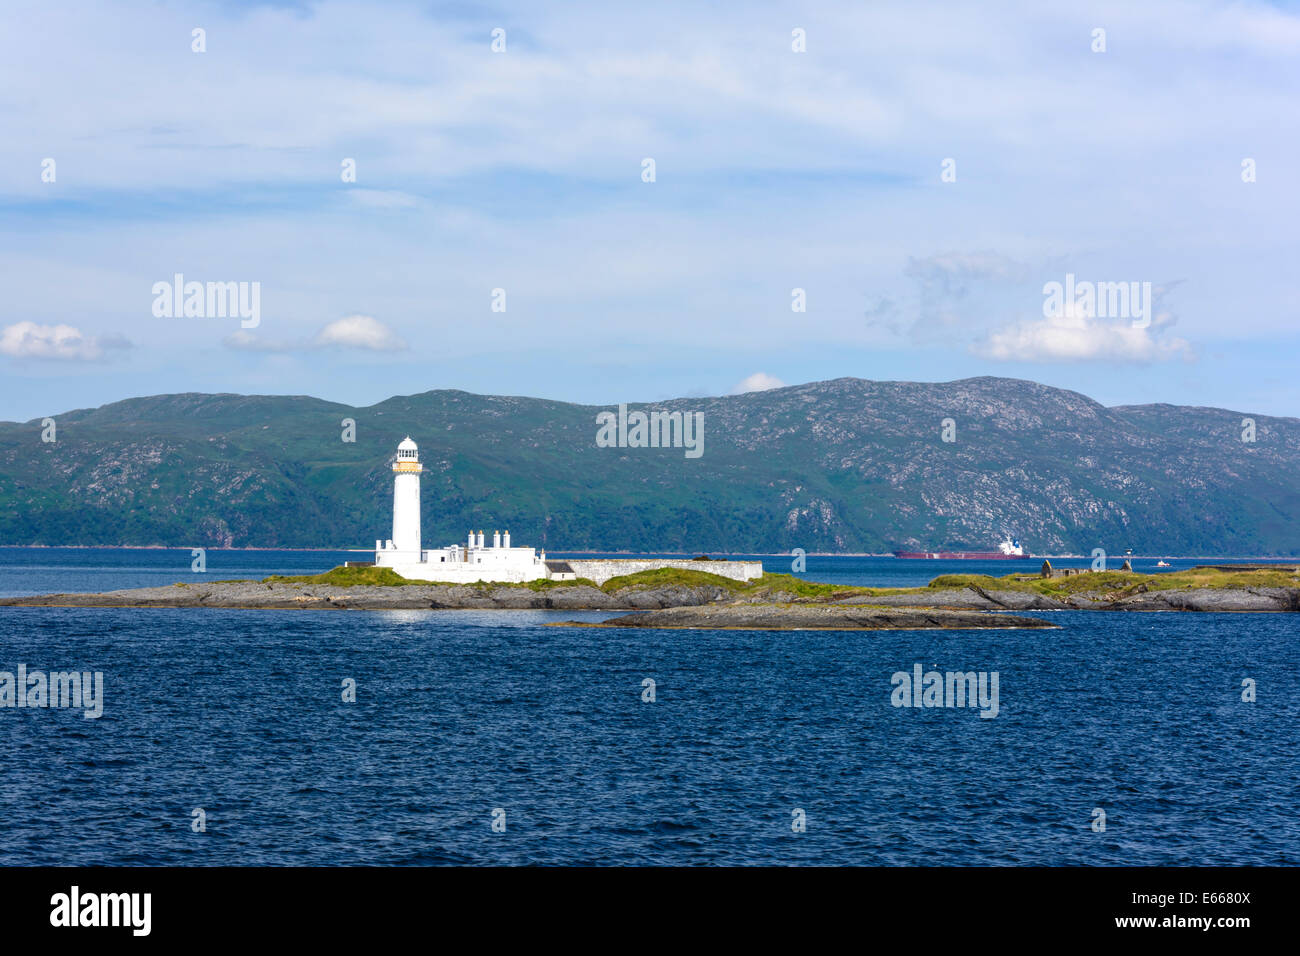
xmin=0 ymin=548 xmax=1295 ymax=866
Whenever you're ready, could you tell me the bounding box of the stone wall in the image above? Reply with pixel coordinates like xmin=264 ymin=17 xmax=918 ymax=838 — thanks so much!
xmin=565 ymin=559 xmax=764 ymax=586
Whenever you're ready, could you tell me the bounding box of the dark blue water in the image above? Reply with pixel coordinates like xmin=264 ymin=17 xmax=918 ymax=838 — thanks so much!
xmin=1 ymin=550 xmax=1296 ymax=865
xmin=0 ymin=547 xmax=360 ymax=598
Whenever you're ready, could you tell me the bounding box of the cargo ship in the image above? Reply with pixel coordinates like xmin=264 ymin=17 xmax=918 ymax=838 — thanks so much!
xmin=893 ymin=536 xmax=1030 ymax=560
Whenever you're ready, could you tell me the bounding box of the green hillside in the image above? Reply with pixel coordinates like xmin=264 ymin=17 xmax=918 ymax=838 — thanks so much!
xmin=1 ymin=377 xmax=1297 ymax=554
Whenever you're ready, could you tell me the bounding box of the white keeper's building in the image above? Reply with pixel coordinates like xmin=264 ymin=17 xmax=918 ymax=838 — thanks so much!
xmin=372 ymin=437 xmax=763 ymax=586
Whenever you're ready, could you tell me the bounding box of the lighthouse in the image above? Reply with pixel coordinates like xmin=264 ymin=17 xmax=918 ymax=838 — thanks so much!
xmin=373 ymin=434 xmax=552 ymax=581
xmin=390 ymin=436 xmax=422 ymax=556
xmin=368 ymin=433 xmax=759 ymax=585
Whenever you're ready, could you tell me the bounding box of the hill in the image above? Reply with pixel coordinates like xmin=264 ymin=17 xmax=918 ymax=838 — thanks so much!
xmin=1 ymin=377 xmax=1296 ymax=554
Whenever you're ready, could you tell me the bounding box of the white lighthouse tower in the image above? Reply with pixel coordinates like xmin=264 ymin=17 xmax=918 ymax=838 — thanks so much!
xmin=389 ymin=436 xmax=422 ymax=559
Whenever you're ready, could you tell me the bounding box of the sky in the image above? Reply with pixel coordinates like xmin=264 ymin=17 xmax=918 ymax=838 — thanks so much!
xmin=2 ymin=0 xmax=1298 ymax=422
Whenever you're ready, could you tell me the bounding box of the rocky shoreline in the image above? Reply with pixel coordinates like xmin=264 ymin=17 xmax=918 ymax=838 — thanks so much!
xmin=3 ymin=574 xmax=1297 ymax=618
xmin=563 ymin=604 xmax=1055 ymax=630
xmin=837 ymin=586 xmax=1300 ymax=613
xmin=0 ymin=579 xmax=737 ymax=611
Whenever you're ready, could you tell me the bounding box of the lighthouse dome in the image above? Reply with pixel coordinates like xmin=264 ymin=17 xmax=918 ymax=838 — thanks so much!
xmin=396 ymin=436 xmax=419 ymax=460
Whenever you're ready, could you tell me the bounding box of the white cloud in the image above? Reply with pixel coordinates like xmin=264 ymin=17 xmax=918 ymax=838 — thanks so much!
xmin=972 ymin=310 xmax=1192 ymax=364
xmin=224 ymin=316 xmax=407 ymax=353
xmin=0 ymin=0 xmax=1295 ymax=416
xmin=6 ymin=0 xmax=1296 ymax=199
xmin=0 ymin=322 xmax=129 ymax=361
xmin=312 ymin=315 xmax=406 ymax=351
xmin=731 ymin=372 xmax=788 ymax=394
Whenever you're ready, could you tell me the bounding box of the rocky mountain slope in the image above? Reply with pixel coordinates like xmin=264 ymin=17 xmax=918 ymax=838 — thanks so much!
xmin=1 ymin=377 xmax=1296 ymax=554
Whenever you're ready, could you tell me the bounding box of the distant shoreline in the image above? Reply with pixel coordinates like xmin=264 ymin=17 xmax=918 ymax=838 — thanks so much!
xmin=2 ymin=545 xmax=1300 ymax=561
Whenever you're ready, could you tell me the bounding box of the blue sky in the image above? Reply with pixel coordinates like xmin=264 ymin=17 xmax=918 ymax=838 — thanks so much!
xmin=2 ymin=0 xmax=1298 ymax=421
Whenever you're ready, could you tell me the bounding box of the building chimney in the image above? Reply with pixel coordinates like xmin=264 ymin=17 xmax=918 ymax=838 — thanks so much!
xmin=468 ymin=531 xmax=475 ymax=551
xmin=477 ymin=530 xmax=485 ymax=548
xmin=503 ymin=530 xmax=511 ymax=549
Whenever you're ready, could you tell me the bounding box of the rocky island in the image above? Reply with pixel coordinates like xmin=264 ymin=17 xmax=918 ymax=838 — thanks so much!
xmin=561 ymin=604 xmax=1055 ymax=630
xmin=3 ymin=564 xmax=1297 ymax=628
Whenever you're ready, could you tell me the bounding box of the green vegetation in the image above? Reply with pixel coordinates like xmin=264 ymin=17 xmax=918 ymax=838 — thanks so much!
xmin=742 ymin=572 xmax=909 ymax=599
xmin=5 ymin=380 xmax=1300 ymax=556
xmin=598 ymin=567 xmax=750 ymax=592
xmin=262 ymin=564 xmax=601 ymax=590
xmin=596 ymin=568 xmax=911 ymax=598
xmin=259 ymin=565 xmax=912 ymax=599
xmin=265 ymin=566 xmax=426 ymax=587
xmin=927 ymin=566 xmax=1300 ymax=597
xmin=267 ymin=565 xmax=753 ymax=592
xmin=248 ymin=563 xmax=1300 ymax=600
xmin=927 ymin=573 xmax=1045 ymax=593
xmin=518 ymin=576 xmax=600 ymax=591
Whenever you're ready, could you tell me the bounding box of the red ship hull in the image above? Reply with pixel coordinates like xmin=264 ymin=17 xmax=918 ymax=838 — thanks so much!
xmin=893 ymin=551 xmax=1032 ymax=560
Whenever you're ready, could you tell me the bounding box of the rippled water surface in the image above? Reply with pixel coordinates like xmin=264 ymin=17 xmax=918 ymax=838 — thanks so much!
xmin=1 ymin=550 xmax=1295 ymax=865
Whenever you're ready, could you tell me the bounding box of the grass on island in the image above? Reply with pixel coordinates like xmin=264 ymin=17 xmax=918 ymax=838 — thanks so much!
xmin=263 ymin=564 xmax=600 ymax=590
xmin=742 ymin=572 xmax=911 ymax=599
xmin=265 ymin=564 xmax=768 ymax=593
xmin=604 ymin=565 xmax=1299 ymax=599
xmin=926 ymin=565 xmax=1300 ymax=598
xmin=264 ymin=566 xmax=425 ymax=587
xmin=262 ymin=564 xmax=894 ymax=597
xmin=598 ymin=567 xmax=747 ymax=592
xmin=258 ymin=562 xmax=1300 ymax=599
xmin=598 ymin=568 xmax=925 ymax=599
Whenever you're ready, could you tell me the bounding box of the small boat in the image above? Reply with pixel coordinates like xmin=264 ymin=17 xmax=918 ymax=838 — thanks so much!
xmin=1156 ymin=560 xmax=1170 ymax=567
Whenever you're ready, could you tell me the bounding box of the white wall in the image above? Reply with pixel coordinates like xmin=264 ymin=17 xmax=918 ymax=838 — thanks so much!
xmin=565 ymin=559 xmax=763 ymax=586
